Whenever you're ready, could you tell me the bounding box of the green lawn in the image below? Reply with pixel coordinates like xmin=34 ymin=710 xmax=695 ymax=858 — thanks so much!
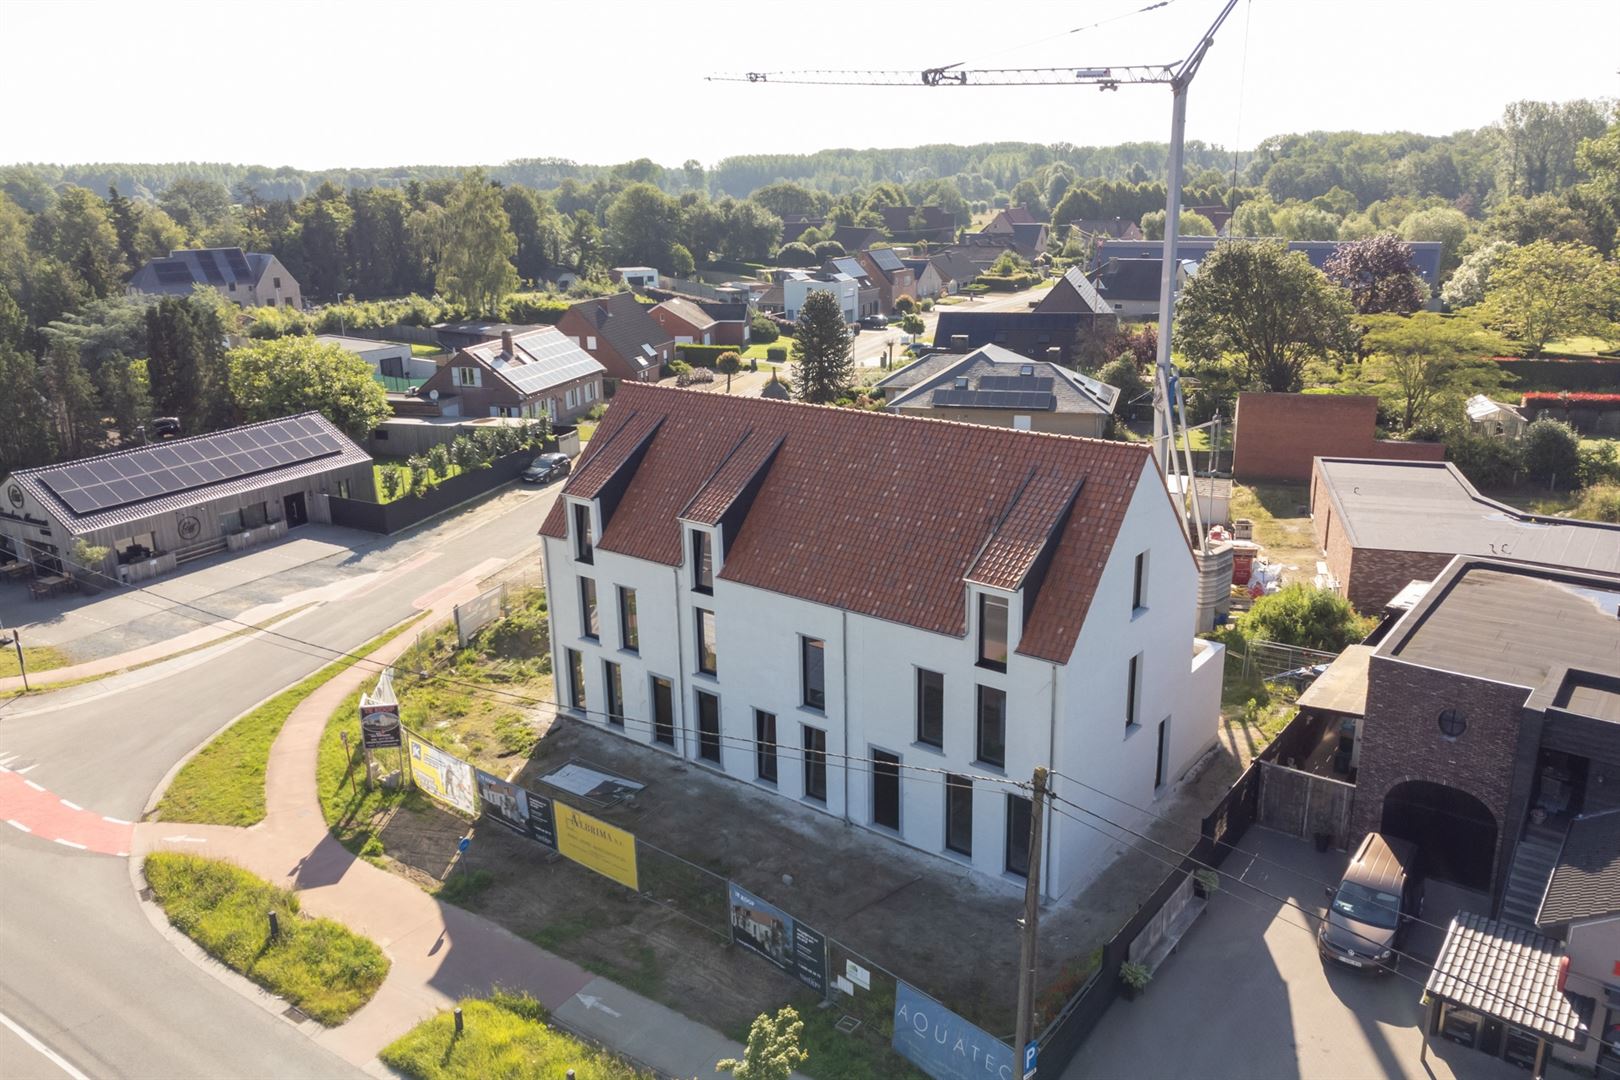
xmin=153 ymin=615 xmax=425 ymax=826
xmin=0 ymin=642 xmax=70 ymax=679
xmin=375 ymin=458 xmax=473 ymax=504
xmin=380 ymin=993 xmax=646 ymax=1080
xmin=1543 ymin=335 xmax=1619 ymax=357
xmin=407 ymin=342 xmax=446 ymax=358
xmin=144 ymin=853 xmax=389 ymax=1025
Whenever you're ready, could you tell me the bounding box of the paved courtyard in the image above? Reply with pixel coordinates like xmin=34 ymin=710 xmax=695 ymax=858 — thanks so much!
xmin=1065 ymin=828 xmax=1528 ymax=1080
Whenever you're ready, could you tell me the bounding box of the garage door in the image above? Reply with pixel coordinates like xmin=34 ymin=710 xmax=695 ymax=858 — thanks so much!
xmin=1379 ymin=780 xmax=1497 ymax=890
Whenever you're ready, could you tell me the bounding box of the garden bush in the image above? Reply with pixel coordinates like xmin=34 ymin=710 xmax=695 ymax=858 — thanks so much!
xmin=1521 ymin=418 xmax=1582 ymax=489
xmin=767 ymin=346 xmax=787 ymax=363
xmin=1447 ymin=431 xmax=1521 ymax=488
xmin=498 ymin=292 xmax=571 ymax=325
xmin=677 ymin=343 xmax=739 ymax=368
xmin=974 ymin=273 xmax=1041 ymax=291
xmin=1571 ymin=483 xmax=1620 ymax=523
xmin=1240 ymin=584 xmax=1374 ymax=651
xmin=893 ymin=294 xmax=916 ymax=314
xmin=749 ymin=312 xmax=780 ymax=343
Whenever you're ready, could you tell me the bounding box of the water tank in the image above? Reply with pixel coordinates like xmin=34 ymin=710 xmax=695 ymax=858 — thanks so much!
xmin=1195 ymin=542 xmax=1234 ymax=633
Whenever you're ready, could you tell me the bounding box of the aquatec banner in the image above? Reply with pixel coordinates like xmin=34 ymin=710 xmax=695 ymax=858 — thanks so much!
xmin=892 ymin=981 xmax=1015 ymax=1080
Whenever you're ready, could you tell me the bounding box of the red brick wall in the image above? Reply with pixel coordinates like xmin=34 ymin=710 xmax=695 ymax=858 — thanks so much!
xmin=1234 ymin=394 xmax=1446 ymax=483
xmin=1350 ymin=655 xmax=1536 ymax=897
xmin=1309 ymin=458 xmax=1460 ymax=613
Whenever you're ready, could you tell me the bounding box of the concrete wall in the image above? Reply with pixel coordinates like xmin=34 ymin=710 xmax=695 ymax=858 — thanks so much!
xmin=1235 ymin=394 xmax=1445 ymax=483
xmin=542 ymin=456 xmax=1223 ymax=901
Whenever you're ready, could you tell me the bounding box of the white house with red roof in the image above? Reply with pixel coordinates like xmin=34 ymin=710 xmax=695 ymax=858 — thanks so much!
xmin=538 ymin=384 xmax=1223 ymax=898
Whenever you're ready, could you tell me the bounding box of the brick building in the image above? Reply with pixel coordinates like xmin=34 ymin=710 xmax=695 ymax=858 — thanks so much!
xmin=1232 ymin=393 xmax=1445 ymax=483
xmin=1346 ymin=558 xmax=1620 ymax=931
xmin=1310 ymin=458 xmax=1620 ymax=612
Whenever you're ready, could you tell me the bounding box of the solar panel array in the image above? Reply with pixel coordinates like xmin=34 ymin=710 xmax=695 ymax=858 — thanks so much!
xmin=37 ymin=416 xmax=344 ymax=517
xmin=224 ymin=249 xmax=253 ymax=279
xmin=978 ymin=375 xmax=1054 ymax=393
xmin=196 ymin=251 xmax=226 ymax=285
xmin=932 ymin=389 xmax=1057 ymax=411
xmin=869 ymin=247 xmax=906 ymax=273
xmin=153 ymin=260 xmax=195 ymax=285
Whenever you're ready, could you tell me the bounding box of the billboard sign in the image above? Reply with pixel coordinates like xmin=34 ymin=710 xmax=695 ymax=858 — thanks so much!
xmin=728 ymin=882 xmax=827 ymax=994
xmin=555 ymin=804 xmax=639 ymax=890
xmin=892 ymin=981 xmax=1015 ymax=1080
xmin=474 ymin=770 xmax=529 ymax=835
xmin=524 ymin=790 xmax=558 ymax=850
xmin=454 ymin=585 xmax=505 ymax=647
xmin=406 ymin=732 xmax=477 ymax=816
xmin=359 ymin=701 xmax=401 ymax=749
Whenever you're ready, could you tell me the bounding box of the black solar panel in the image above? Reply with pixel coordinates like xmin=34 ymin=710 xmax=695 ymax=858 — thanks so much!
xmin=196 ymin=251 xmax=226 ymax=285
xmin=978 ymin=375 xmax=1055 ymax=392
xmin=932 ymin=389 xmax=1057 ymax=410
xmin=36 ymin=418 xmax=345 ymax=516
xmin=153 ymin=260 xmax=195 ymax=285
xmin=224 ymin=249 xmax=253 ymax=279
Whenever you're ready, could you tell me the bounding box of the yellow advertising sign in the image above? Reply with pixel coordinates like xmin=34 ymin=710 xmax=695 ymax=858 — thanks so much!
xmin=555 ymin=804 xmax=639 ymax=891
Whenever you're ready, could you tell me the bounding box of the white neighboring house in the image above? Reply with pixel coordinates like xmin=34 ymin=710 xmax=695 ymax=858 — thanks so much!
xmin=783 ymin=273 xmax=859 ymax=323
xmin=539 ymin=384 xmax=1224 ymax=900
xmin=128 ymin=246 xmax=301 ymax=308
xmin=611 ymin=266 xmax=660 ymax=290
xmin=315 ymin=335 xmax=439 ymax=384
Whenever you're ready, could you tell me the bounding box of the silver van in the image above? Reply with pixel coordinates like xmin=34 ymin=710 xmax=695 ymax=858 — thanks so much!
xmin=1319 ymin=832 xmax=1422 ymax=973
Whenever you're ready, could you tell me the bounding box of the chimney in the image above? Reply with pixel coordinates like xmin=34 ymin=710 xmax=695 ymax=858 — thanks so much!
xmin=501 ymin=329 xmax=514 ymax=357
xmin=950 ymin=334 xmax=970 ymax=353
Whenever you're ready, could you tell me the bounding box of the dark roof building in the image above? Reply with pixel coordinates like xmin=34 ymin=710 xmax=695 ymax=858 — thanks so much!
xmin=832 ymin=225 xmax=885 ymax=254
xmin=432 ymin=320 xmax=546 ymax=352
xmin=556 ymin=293 xmax=675 ymax=383
xmin=0 ymin=413 xmax=373 ymax=583
xmin=927 ymin=248 xmax=990 ymax=291
xmin=932 ymin=310 xmax=1099 ymax=367
xmin=416 ymin=327 xmax=605 ymax=423
xmin=128 ymin=247 xmax=299 ymax=309
xmin=883 ymin=344 xmax=1119 ymax=437
xmin=1090 ymin=237 xmax=1446 ymax=291
xmin=1069 ymin=218 xmax=1144 ymax=241
xmin=1036 ymin=265 xmax=1114 ymax=316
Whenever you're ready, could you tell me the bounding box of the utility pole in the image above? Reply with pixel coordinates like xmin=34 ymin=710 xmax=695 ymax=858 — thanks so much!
xmin=1 ymin=624 xmax=26 ymax=692
xmin=1014 ymin=765 xmax=1048 ymax=1054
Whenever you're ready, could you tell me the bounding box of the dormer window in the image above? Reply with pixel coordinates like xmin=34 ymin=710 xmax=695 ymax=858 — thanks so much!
xmin=692 ymin=529 xmax=713 ymax=593
xmin=978 ymin=594 xmax=1009 ymax=671
xmin=573 ymin=503 xmax=594 ymax=563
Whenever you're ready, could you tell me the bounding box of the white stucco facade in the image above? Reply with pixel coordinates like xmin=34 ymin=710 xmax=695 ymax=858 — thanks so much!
xmin=541 ymin=456 xmax=1223 ymax=900
xmin=783 ymin=277 xmax=859 ymax=323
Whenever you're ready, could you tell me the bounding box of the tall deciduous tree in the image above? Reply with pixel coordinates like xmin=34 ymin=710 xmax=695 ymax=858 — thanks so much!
xmin=1140 ymin=209 xmax=1216 ymax=240
xmin=1355 ymin=312 xmax=1509 ymax=431
xmin=1324 ymin=233 xmax=1429 ymax=314
xmin=1480 ymin=239 xmax=1620 ymax=355
xmin=436 ymin=170 xmax=519 ymax=316
xmin=605 ymin=182 xmax=681 ymax=269
xmin=0 ymin=339 xmax=55 ymax=470
xmin=792 ymin=290 xmax=852 ymax=405
xmin=1175 ymin=240 xmax=1357 ymax=393
xmin=97 ymin=353 xmax=153 ymax=443
xmin=225 ymin=336 xmax=390 ymax=439
xmin=145 ymin=296 xmax=231 ymax=430
xmin=1441 ymin=240 xmax=1514 ymax=309
xmin=38 ymin=186 xmax=123 ymax=299
xmin=42 ymin=347 xmax=103 ymax=458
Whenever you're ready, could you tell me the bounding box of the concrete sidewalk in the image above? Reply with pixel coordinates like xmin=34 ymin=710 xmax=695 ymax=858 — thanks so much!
xmin=132 ymin=592 xmax=750 ymax=1077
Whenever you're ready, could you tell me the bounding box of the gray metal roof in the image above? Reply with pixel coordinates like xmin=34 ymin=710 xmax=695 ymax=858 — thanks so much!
xmin=1538 ymin=810 xmax=1620 ymax=926
xmin=6 ymin=412 xmax=369 ymax=535
xmin=1315 ymin=459 xmax=1620 ymax=575
xmin=464 ymin=326 xmax=605 ymax=395
xmin=314 ymin=334 xmax=408 ymax=355
xmin=886 ymin=345 xmax=1119 ymax=416
xmin=1425 ymin=912 xmax=1590 ymax=1046
xmin=1382 ymin=561 xmax=1620 ymax=704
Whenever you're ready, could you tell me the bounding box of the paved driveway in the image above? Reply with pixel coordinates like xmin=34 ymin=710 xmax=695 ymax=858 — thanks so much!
xmin=1064 ymin=828 xmax=1526 ymax=1080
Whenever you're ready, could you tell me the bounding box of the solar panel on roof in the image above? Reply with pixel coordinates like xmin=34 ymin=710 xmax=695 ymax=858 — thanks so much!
xmin=153 ymin=260 xmax=195 ymax=285
xmin=197 ymin=251 xmax=226 ymax=285
xmin=978 ymin=375 xmax=1054 ymax=392
xmin=225 ymin=249 xmax=252 ymax=279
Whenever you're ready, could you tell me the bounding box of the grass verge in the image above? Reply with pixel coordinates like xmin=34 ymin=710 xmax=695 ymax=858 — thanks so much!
xmin=379 ymin=992 xmax=646 ymax=1080
xmin=152 ymin=613 xmax=426 ymax=826
xmin=0 ymin=642 xmax=70 ymax=679
xmin=144 ymin=852 xmax=389 ymax=1024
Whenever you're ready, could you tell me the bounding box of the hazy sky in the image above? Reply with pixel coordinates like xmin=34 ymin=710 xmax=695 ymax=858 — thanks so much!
xmin=4 ymin=0 xmax=1617 ymax=169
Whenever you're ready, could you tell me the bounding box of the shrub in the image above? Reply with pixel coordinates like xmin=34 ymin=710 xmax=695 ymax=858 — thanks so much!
xmin=668 ymin=359 xmax=692 ymax=378
xmin=920 ymin=298 xmax=934 ymax=311
xmin=749 ymin=312 xmax=780 ymax=344
xmin=1447 ymin=431 xmax=1521 ymax=488
xmin=963 ymin=282 xmax=991 ymax=294
xmin=767 ymin=346 xmax=787 ymax=363
xmin=1521 ymin=418 xmax=1582 ymax=489
xmin=1119 ymin=962 xmax=1152 ymax=991
xmin=812 ymin=240 xmax=846 ymax=260
xmin=1578 ymin=440 xmax=1620 ymax=487
xmin=498 ymin=291 xmax=571 ymax=325
xmin=899 ymin=313 xmax=925 ymax=335
xmin=1571 ymin=483 xmax=1620 ymax=523
xmin=893 ymin=294 xmax=917 ymax=314
xmin=1099 ymin=356 xmax=1147 ymax=404
xmin=449 ymin=435 xmax=478 ymax=470
xmin=426 ymin=443 xmax=451 ymax=477
xmin=974 ymin=273 xmax=1040 ymax=291
xmin=677 ymin=343 xmax=740 ymax=368
xmin=378 ymin=463 xmax=404 ymax=501
xmin=776 ymin=241 xmax=818 ymax=268
xmin=1240 ymin=584 xmax=1373 ymax=652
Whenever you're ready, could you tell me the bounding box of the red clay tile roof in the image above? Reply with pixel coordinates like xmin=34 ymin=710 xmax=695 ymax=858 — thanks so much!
xmin=540 ymin=384 xmax=1163 ymax=663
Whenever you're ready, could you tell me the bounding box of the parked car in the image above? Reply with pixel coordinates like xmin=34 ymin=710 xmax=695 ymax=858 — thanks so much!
xmin=861 ymin=314 xmax=890 ymax=329
xmin=521 ymin=452 xmax=571 ymax=485
xmin=152 ymin=416 xmax=182 ymax=440
xmin=1318 ymin=832 xmax=1422 ymax=973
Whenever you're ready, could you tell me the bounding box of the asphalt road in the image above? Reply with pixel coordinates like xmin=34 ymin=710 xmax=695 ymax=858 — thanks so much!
xmin=0 ymin=482 xmax=561 ymax=1079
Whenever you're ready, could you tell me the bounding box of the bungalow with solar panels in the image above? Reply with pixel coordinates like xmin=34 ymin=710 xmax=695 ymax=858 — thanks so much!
xmin=879 ymin=344 xmax=1120 ymax=437
xmin=128 ymin=247 xmax=301 ymax=309
xmin=0 ymin=413 xmax=373 ymax=586
xmin=413 ymin=326 xmax=605 ymax=422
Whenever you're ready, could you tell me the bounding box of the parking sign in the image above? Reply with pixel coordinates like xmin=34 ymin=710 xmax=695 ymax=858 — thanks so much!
xmin=1024 ymin=1039 xmax=1038 ymax=1079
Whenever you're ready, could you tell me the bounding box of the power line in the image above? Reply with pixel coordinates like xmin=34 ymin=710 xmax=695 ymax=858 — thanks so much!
xmin=1043 ymin=799 xmax=1616 ymax=1072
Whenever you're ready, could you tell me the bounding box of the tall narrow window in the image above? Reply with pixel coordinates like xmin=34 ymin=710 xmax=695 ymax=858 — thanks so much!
xmin=1005 ymin=794 xmax=1032 ymax=877
xmin=801 ymin=637 xmax=826 ymax=710
xmin=651 ymin=676 xmax=674 ymax=746
xmin=696 ymin=690 xmax=721 ymax=763
xmin=1155 ymin=717 xmax=1169 ymax=789
xmin=573 ymin=503 xmax=593 ymax=563
xmin=1125 ymin=653 xmax=1141 ymax=730
xmin=946 ymin=775 xmax=973 ymax=855
xmin=1132 ymin=551 xmax=1148 ymax=612
xmin=692 ymin=530 xmax=713 ymax=593
xmin=696 ymin=609 xmax=717 ymax=675
xmin=916 ymin=669 xmax=944 ymax=748
xmin=604 ymin=660 xmax=623 ymax=726
xmin=579 ymin=577 xmax=598 ymax=639
xmin=976 ymin=686 xmax=1006 ymax=768
xmin=978 ymin=594 xmax=1008 ymax=671
xmin=872 ymin=749 xmax=900 ymax=830
xmin=618 ymin=586 xmax=638 ymax=651
xmin=803 ymin=726 xmax=827 ymax=802
xmin=755 ymin=710 xmax=778 ymax=783
xmin=566 ymin=648 xmax=585 ymax=711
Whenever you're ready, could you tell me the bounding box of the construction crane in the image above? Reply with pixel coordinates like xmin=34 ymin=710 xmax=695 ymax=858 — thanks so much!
xmin=710 ymin=0 xmax=1241 ymax=493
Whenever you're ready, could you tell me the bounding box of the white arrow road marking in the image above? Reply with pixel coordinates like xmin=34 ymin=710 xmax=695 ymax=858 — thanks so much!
xmin=576 ymin=994 xmax=622 ymax=1018
xmin=0 ymin=1007 xmax=91 ymax=1079
xmin=162 ymin=835 xmax=208 ymax=844
xmin=6 ymin=819 xmax=30 ymax=833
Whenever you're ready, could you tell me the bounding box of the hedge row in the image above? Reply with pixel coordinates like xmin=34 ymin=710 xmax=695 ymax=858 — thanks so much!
xmin=1493 ymin=358 xmax=1620 ymax=392
xmin=974 ymin=273 xmax=1042 ymax=291
xmin=677 ymin=343 xmax=742 ymax=368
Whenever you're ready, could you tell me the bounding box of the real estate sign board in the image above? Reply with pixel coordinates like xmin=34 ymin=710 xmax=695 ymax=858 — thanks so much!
xmin=524 ymin=790 xmax=558 ymax=850
xmin=406 ymin=732 xmax=477 ymax=817
xmin=555 ymin=804 xmax=638 ymax=890
xmin=359 ymin=700 xmax=401 ymax=749
xmin=474 ymin=770 xmax=529 ymax=835
xmin=727 ymin=881 xmax=827 ymax=995
xmin=454 ymin=585 xmax=505 ymax=647
xmin=892 ymin=981 xmax=1015 ymax=1080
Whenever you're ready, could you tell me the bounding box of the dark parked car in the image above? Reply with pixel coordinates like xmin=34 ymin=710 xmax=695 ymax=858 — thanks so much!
xmin=1318 ymin=832 xmax=1422 ymax=973
xmin=152 ymin=416 xmax=182 ymax=440
xmin=860 ymin=314 xmax=889 ymax=329
xmin=521 ymin=452 xmax=571 ymax=485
